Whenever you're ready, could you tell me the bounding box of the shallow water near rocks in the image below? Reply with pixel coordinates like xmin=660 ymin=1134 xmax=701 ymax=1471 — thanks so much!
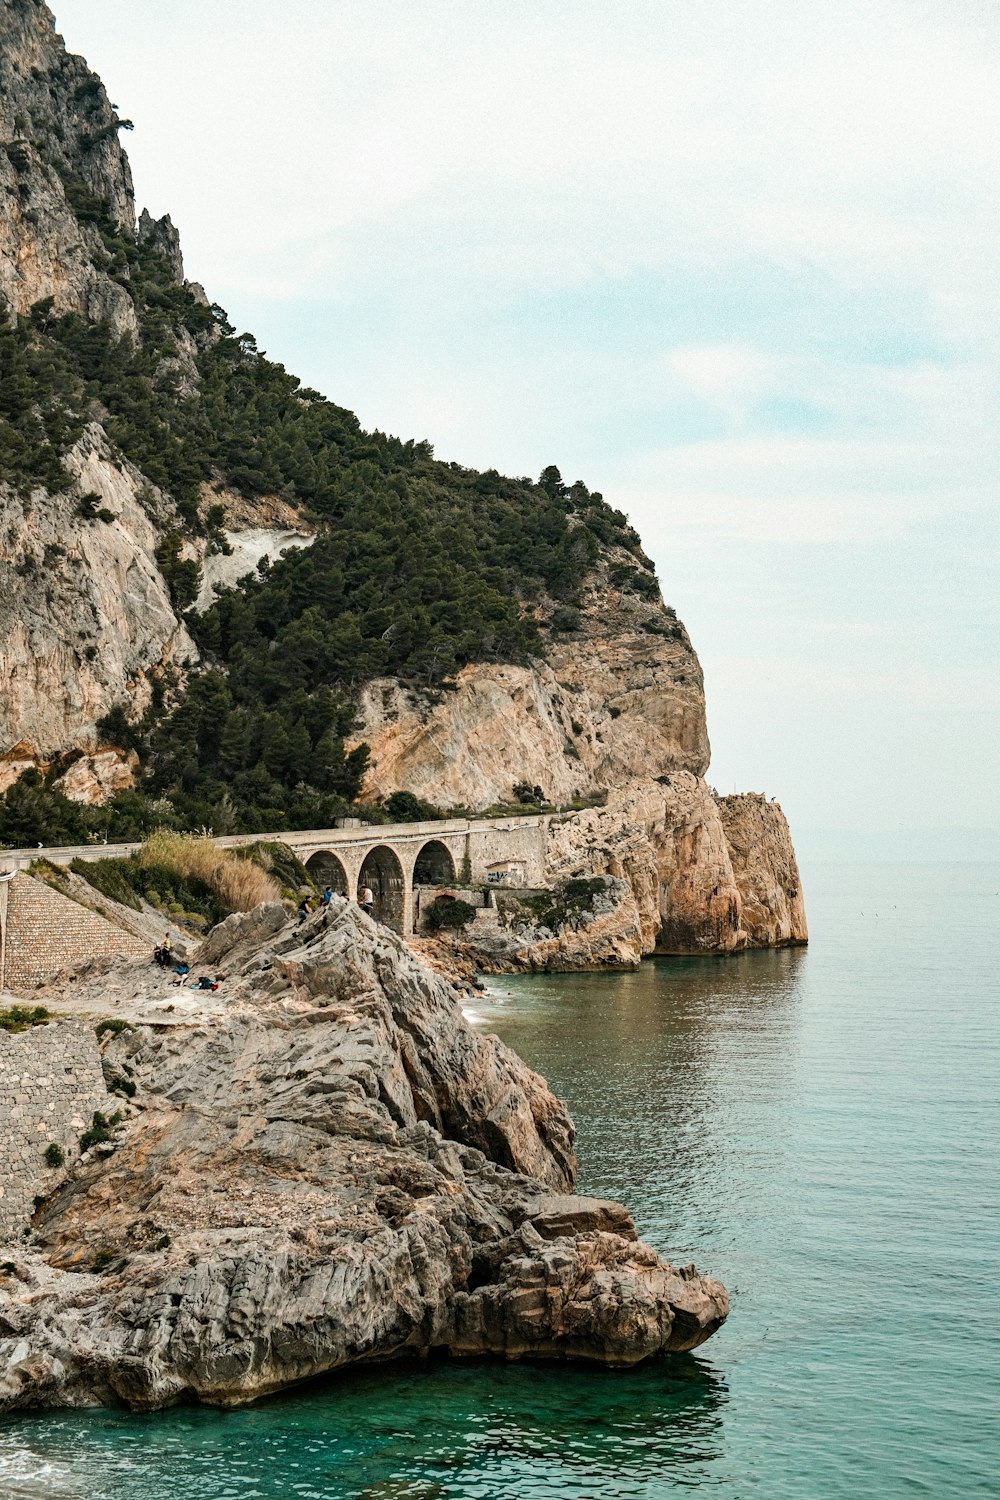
xmin=2 ymin=861 xmax=997 ymax=1498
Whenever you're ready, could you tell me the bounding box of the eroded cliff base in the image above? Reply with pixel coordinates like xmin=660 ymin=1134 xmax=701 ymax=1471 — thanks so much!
xmin=0 ymin=901 xmax=727 ymax=1411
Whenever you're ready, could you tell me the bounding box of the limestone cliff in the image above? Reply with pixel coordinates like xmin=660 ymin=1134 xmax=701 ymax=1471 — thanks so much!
xmin=716 ymin=792 xmax=807 ymax=948
xmin=357 ymin=560 xmax=806 ymax=958
xmin=0 ymin=0 xmax=136 ymax=326
xmin=0 ymin=902 xmax=727 ymax=1409
xmin=0 ymin=1 xmax=807 ymax=958
xmin=0 ymin=424 xmax=196 ymax=788
xmin=357 ymin=554 xmax=708 ymax=808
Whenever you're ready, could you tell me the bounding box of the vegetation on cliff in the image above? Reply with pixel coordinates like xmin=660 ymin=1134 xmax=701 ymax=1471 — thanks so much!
xmin=0 ymin=154 xmax=658 ymax=840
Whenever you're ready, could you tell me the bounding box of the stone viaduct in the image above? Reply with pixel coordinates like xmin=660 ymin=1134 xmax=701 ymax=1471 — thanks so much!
xmin=0 ymin=815 xmax=552 ymax=967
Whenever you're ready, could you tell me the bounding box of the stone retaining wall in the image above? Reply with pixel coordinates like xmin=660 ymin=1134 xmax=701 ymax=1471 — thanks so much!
xmin=0 ymin=872 xmax=148 ymax=993
xmin=0 ymin=1019 xmax=108 ymax=1246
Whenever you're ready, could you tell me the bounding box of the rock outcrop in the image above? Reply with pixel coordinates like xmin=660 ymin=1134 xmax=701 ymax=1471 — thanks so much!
xmin=0 ymin=0 xmax=136 ymax=326
xmin=355 ymin=555 xmax=806 ymax=959
xmin=716 ymin=792 xmax=807 ymax=948
xmin=447 ymin=874 xmax=646 ymax=973
xmin=0 ymin=901 xmax=727 ymax=1410
xmin=0 ymin=425 xmax=196 ymax=775
xmin=356 ymin=559 xmax=709 ymax=810
xmin=430 ymin=776 xmax=806 ymax=971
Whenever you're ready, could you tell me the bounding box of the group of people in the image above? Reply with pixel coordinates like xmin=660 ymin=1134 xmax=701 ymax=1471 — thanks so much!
xmin=297 ymin=885 xmax=375 ymax=923
xmin=153 ymin=879 xmax=380 ymax=975
xmin=151 ymin=933 xmax=222 ymax=991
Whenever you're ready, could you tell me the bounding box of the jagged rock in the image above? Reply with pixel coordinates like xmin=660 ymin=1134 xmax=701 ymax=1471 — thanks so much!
xmin=0 ymin=1 xmax=137 ymax=324
xmin=716 ymin=792 xmax=807 ymax=947
xmin=447 ymin=874 xmax=646 ymax=972
xmin=0 ymin=425 xmax=196 ymax=772
xmin=0 ymin=901 xmax=727 ymax=1410
xmin=354 ymin=562 xmax=709 ymax=812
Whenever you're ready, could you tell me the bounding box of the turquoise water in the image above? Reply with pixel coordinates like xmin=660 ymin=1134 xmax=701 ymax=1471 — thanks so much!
xmin=2 ymin=862 xmax=997 ymax=1498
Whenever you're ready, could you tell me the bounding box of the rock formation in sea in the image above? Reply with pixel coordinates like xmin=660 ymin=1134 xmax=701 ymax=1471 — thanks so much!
xmin=0 ymin=901 xmax=728 ymax=1410
xmin=0 ymin=0 xmax=806 ymax=958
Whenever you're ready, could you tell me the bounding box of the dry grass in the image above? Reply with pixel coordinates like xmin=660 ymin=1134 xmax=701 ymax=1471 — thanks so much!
xmin=212 ymin=857 xmax=279 ymax=912
xmin=137 ymin=833 xmax=279 ymax=912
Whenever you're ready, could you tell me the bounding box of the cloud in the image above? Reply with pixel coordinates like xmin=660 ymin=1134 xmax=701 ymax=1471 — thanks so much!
xmin=59 ymin=0 xmax=1000 ymax=831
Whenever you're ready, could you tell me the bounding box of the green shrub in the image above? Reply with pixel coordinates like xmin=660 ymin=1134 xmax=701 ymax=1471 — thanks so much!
xmin=0 ymin=1005 xmax=50 ymax=1033
xmin=385 ymin=790 xmax=443 ymax=823
xmin=43 ymin=1142 xmax=65 ymax=1168
xmin=95 ymin=1018 xmax=131 ymax=1039
xmin=424 ymin=895 xmax=477 ymax=933
xmin=71 ymin=856 xmax=142 ymax=910
xmin=80 ymin=1111 xmax=110 ymax=1152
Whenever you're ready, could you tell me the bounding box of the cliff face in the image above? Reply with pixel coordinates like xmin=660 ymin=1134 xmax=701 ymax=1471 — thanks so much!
xmin=0 ymin=902 xmax=727 ymax=1410
xmin=357 ymin=555 xmax=708 ymax=808
xmin=0 ymin=2 xmax=806 ymax=956
xmin=716 ymin=792 xmax=807 ymax=948
xmin=0 ymin=0 xmax=137 ymax=325
xmin=0 ymin=425 xmax=196 ymax=786
xmin=0 ymin=3 xmax=198 ymax=794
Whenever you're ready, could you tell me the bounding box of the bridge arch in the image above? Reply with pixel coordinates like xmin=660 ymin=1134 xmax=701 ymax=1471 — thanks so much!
xmin=304 ymin=850 xmax=349 ymax=897
xmin=358 ymin=845 xmax=406 ymax=934
xmin=412 ymin=839 xmax=456 ymax=888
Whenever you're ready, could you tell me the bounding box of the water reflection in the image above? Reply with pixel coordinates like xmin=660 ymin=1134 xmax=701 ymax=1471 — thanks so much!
xmin=480 ymin=949 xmax=808 ymax=1260
xmin=5 ymin=1357 xmax=728 ymax=1500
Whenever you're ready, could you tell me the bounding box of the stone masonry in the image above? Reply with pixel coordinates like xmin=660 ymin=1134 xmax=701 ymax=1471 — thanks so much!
xmin=0 ymin=872 xmax=148 ymax=994
xmin=0 ymin=1018 xmax=109 ymax=1245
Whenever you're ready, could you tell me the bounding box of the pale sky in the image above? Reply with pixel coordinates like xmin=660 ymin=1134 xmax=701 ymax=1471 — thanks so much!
xmin=57 ymin=1 xmax=999 ymax=853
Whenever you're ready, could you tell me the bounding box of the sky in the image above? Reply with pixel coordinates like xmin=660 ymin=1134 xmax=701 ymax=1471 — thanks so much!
xmin=57 ymin=0 xmax=999 ymax=855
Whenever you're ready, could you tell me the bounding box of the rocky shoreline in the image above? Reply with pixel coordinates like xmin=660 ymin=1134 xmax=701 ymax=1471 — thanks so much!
xmin=0 ymin=901 xmax=727 ymax=1411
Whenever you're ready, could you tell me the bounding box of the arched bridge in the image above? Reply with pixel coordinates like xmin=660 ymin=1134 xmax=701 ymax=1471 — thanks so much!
xmin=1 ymin=815 xmax=552 ymax=940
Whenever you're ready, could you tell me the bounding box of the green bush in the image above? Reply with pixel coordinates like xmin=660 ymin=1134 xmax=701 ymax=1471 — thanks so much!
xmin=43 ymin=1142 xmax=65 ymax=1168
xmin=385 ymin=790 xmax=443 ymax=823
xmin=0 ymin=1005 xmax=50 ymax=1033
xmin=70 ymin=856 xmax=142 ymax=910
xmin=80 ymin=1111 xmax=110 ymax=1153
xmin=424 ymin=895 xmax=477 ymax=933
xmin=95 ymin=1018 xmax=132 ymax=1039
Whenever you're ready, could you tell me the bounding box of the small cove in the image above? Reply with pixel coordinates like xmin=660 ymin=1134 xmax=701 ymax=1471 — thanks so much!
xmin=2 ymin=861 xmax=997 ymax=1498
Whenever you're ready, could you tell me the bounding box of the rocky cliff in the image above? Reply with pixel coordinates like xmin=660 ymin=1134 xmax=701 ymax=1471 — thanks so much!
xmin=0 ymin=0 xmax=136 ymax=325
xmin=0 ymin=1 xmax=806 ymax=956
xmin=0 ymin=901 xmax=727 ymax=1410
xmin=0 ymin=425 xmax=196 ymax=790
xmin=357 ymin=558 xmax=708 ymax=809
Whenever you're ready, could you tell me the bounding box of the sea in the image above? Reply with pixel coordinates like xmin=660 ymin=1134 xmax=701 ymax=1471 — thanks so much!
xmin=1 ymin=861 xmax=997 ymax=1498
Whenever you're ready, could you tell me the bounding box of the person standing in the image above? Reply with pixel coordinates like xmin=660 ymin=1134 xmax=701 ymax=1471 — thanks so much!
xmin=359 ymin=886 xmax=374 ymax=916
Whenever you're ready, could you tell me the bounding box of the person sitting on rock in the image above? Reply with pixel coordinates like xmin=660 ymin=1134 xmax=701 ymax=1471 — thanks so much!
xmin=297 ymin=897 xmax=312 ymax=924
xmin=153 ymin=933 xmax=173 ymax=967
xmin=322 ymin=885 xmax=333 ymax=906
xmin=359 ymin=886 xmax=375 ymax=916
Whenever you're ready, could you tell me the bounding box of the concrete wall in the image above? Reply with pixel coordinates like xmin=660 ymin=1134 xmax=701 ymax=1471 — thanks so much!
xmin=0 ymin=873 xmax=148 ymax=993
xmin=0 ymin=1019 xmax=108 ymax=1245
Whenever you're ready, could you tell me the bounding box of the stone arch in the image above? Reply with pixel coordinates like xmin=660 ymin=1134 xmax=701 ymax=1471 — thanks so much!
xmin=358 ymin=845 xmax=406 ymax=934
xmin=305 ymin=850 xmax=348 ymax=897
xmin=412 ymin=839 xmax=456 ymax=888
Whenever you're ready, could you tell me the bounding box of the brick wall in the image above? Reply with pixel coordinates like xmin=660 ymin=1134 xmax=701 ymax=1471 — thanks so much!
xmin=0 ymin=1019 xmax=109 ymax=1245
xmin=1 ymin=873 xmax=148 ymax=993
